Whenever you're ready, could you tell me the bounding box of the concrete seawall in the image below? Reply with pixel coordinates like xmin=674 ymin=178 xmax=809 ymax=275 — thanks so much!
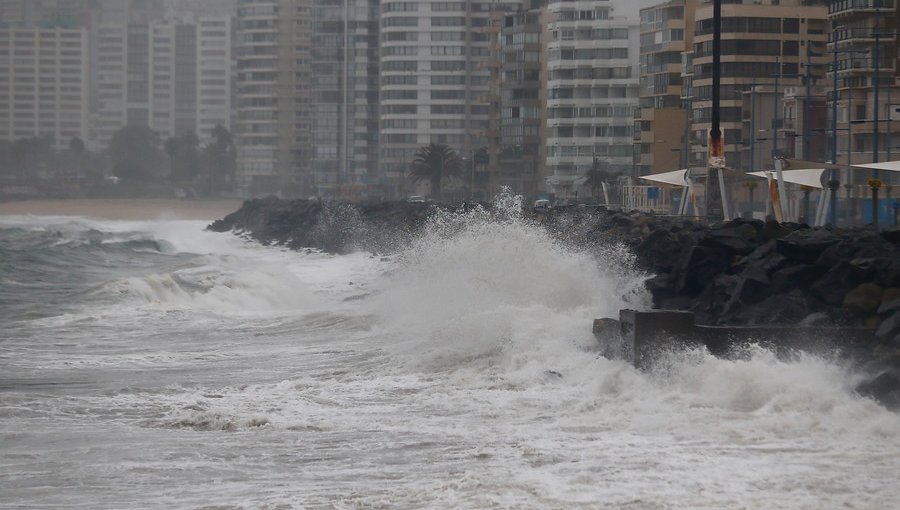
xmin=594 ymin=310 xmax=876 ymax=369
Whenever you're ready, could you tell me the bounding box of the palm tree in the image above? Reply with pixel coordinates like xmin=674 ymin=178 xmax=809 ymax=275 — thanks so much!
xmin=585 ymin=156 xmax=610 ymax=201
xmin=408 ymin=143 xmax=462 ymax=200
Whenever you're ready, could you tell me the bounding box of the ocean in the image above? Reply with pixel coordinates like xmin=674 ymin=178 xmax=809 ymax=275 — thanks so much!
xmin=1 ymin=207 xmax=899 ymax=509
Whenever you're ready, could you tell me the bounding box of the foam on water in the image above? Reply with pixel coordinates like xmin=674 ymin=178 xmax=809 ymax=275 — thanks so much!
xmin=2 ymin=207 xmax=900 ymax=508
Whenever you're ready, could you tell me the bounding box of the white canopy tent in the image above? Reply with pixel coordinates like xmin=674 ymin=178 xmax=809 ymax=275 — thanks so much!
xmin=638 ymin=169 xmax=689 ymax=187
xmin=851 ymin=160 xmax=900 ymax=173
xmin=747 ymin=168 xmax=828 ymax=224
xmin=747 ymin=168 xmax=827 ymax=189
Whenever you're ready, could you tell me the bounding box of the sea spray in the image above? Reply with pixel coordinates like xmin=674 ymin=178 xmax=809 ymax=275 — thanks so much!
xmin=3 ymin=214 xmax=900 ymax=508
xmin=365 ymin=192 xmax=650 ymax=374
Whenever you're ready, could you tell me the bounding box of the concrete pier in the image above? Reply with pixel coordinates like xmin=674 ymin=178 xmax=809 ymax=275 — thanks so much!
xmin=594 ymin=310 xmax=876 ymax=369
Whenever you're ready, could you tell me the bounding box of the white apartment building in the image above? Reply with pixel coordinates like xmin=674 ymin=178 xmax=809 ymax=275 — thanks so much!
xmin=378 ymin=0 xmax=507 ymax=195
xmin=0 ymin=27 xmax=90 ymax=150
xmin=544 ymin=0 xmax=640 ymax=195
xmin=93 ymin=17 xmax=232 ymax=148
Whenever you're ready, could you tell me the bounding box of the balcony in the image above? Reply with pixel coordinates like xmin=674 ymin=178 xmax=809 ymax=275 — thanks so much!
xmin=829 ymin=0 xmax=895 ymax=17
xmin=829 ymin=27 xmax=878 ymax=44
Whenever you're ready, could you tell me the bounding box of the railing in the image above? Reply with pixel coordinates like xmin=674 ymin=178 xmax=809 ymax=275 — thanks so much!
xmin=829 ymin=0 xmax=894 ymax=15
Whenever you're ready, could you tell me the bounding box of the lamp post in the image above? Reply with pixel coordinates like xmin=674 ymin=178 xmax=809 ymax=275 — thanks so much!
xmin=829 ymin=40 xmax=869 ymax=226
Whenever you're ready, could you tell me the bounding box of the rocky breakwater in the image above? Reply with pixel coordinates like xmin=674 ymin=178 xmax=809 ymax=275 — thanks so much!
xmin=584 ymin=210 xmax=900 ymax=408
xmin=209 ymin=198 xmax=900 ymax=408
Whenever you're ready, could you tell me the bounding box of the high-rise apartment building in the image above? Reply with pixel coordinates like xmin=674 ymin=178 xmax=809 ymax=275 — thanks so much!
xmin=378 ymin=0 xmax=503 ymax=197
xmin=307 ymin=0 xmax=379 ymax=197
xmin=234 ymin=0 xmax=311 ymax=194
xmin=827 ymin=0 xmax=899 ymax=168
xmin=485 ymin=5 xmax=544 ymax=197
xmin=544 ymin=0 xmax=640 ymax=197
xmin=0 ymin=27 xmax=90 ymax=149
xmin=0 ymin=0 xmax=92 ymax=28
xmin=94 ymin=18 xmax=232 ymax=147
xmin=636 ymin=0 xmax=695 ymax=176
xmin=690 ymin=0 xmax=828 ymax=173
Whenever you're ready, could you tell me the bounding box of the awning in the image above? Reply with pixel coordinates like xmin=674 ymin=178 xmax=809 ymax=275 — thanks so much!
xmin=851 ymin=160 xmax=900 ymax=173
xmin=638 ymin=169 xmax=688 ymax=187
xmin=747 ymin=168 xmax=827 ymax=189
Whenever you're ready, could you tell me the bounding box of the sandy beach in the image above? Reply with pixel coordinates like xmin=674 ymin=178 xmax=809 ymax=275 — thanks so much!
xmin=0 ymin=198 xmax=243 ymax=221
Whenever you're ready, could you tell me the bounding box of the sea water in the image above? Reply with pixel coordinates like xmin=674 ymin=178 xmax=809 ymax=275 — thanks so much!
xmin=1 ymin=206 xmax=898 ymax=509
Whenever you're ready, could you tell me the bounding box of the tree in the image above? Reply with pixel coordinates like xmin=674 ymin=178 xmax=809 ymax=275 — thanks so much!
xmin=164 ymin=137 xmax=178 ymax=180
xmin=200 ymin=125 xmax=237 ymax=195
xmin=408 ymin=143 xmax=462 ymax=200
xmin=585 ymin=156 xmax=611 ymax=200
xmin=109 ymin=125 xmax=164 ymax=182
xmin=7 ymin=136 xmax=55 ymax=180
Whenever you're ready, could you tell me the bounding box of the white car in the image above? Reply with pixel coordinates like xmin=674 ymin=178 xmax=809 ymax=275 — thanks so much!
xmin=533 ymin=199 xmax=551 ymax=209
xmin=407 ymin=196 xmax=426 ymax=203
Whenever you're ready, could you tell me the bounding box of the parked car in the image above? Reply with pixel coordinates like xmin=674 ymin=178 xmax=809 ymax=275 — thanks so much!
xmin=533 ymin=199 xmax=551 ymax=209
xmin=407 ymin=195 xmax=426 ymax=203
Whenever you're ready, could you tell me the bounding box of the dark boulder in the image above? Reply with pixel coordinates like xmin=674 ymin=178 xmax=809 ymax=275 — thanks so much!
xmin=843 ymin=283 xmax=885 ymax=315
xmin=776 ymin=229 xmax=842 ymax=264
xmin=856 ymin=370 xmax=900 ymax=410
xmin=771 ymin=264 xmax=825 ymax=292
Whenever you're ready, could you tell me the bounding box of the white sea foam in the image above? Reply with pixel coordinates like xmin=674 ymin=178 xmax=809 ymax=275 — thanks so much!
xmin=2 ymin=210 xmax=899 ymax=509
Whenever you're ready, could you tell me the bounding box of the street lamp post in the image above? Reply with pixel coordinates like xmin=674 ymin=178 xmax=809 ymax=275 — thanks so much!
xmin=870 ymin=4 xmax=882 ymax=228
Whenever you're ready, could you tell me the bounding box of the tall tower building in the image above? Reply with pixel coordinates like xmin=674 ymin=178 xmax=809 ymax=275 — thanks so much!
xmin=0 ymin=27 xmax=90 ymax=149
xmin=636 ymin=0 xmax=695 ymax=176
xmin=690 ymin=0 xmax=827 ymax=173
xmin=307 ymin=0 xmax=379 ymax=198
xmin=827 ymin=0 xmax=899 ymax=169
xmin=486 ymin=5 xmax=544 ymax=197
xmin=544 ymin=0 xmax=640 ymax=198
xmin=378 ymin=0 xmax=503 ymax=198
xmin=93 ymin=18 xmax=233 ymax=147
xmin=234 ymin=0 xmax=311 ymax=194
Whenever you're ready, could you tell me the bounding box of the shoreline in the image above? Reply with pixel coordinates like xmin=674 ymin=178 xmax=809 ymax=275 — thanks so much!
xmin=0 ymin=198 xmax=243 ymax=221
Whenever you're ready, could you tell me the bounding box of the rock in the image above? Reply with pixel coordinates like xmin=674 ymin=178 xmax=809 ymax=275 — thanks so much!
xmin=732 ymin=266 xmax=773 ymax=306
xmin=771 ymin=264 xmax=825 ymax=292
xmin=878 ymin=296 xmax=900 ymax=316
xmin=876 ymin=312 xmax=900 ymax=340
xmin=842 ymin=283 xmax=884 ymax=314
xmin=856 ymin=370 xmax=900 ymax=410
xmin=810 ymin=262 xmax=864 ymax=306
xmin=672 ymin=245 xmax=729 ymax=297
xmin=776 ymin=229 xmax=841 ymax=263
xmin=800 ymin=312 xmax=830 ymax=326
xmin=737 ymin=290 xmax=812 ymax=325
xmin=703 ymin=222 xmax=760 ymax=255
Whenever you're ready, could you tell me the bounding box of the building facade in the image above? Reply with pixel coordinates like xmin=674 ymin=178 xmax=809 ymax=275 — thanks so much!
xmin=306 ymin=0 xmax=380 ymax=198
xmin=234 ymin=0 xmax=312 ymax=194
xmin=93 ymin=17 xmax=232 ymax=148
xmin=486 ymin=5 xmax=544 ymax=197
xmin=690 ymin=0 xmax=828 ymax=174
xmin=828 ymin=0 xmax=899 ymax=170
xmin=543 ymin=0 xmax=640 ymax=198
xmin=636 ymin=0 xmax=694 ymax=177
xmin=0 ymin=27 xmax=90 ymax=150
xmin=378 ymin=0 xmax=502 ymax=198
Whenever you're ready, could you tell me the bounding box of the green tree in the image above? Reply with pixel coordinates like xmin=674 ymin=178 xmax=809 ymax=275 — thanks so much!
xmin=109 ymin=125 xmax=164 ymax=182
xmin=7 ymin=136 xmax=55 ymax=180
xmin=408 ymin=143 xmax=462 ymax=200
xmin=201 ymin=125 xmax=237 ymax=195
xmin=585 ymin=156 xmax=610 ymax=200
xmin=164 ymin=137 xmax=178 ymax=180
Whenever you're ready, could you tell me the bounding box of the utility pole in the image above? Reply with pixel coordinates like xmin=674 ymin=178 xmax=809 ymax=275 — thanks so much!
xmin=706 ymin=0 xmax=727 ymax=221
xmin=750 ymin=81 xmax=756 ymax=173
xmin=804 ymin=44 xmax=812 ymax=161
xmin=829 ymin=44 xmax=840 ymax=227
xmin=871 ymin=5 xmax=882 ymax=229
